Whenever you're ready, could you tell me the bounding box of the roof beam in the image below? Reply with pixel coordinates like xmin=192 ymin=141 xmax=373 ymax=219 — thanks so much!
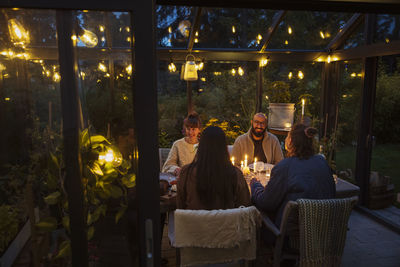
xmin=260 ymin=10 xmax=287 ymax=53
xmin=187 ymin=7 xmax=202 ymax=53
xmin=332 ymin=40 xmax=400 ymax=61
xmin=156 ymin=0 xmax=400 ymax=14
xmin=326 ymin=13 xmax=364 ymax=51
xmin=158 ymin=48 xmax=325 ymax=62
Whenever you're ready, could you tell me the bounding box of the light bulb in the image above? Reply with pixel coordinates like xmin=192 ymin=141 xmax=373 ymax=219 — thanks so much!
xmin=238 ymin=67 xmax=244 ymax=76
xmin=260 ymin=58 xmax=268 ymax=67
xmin=53 ymin=72 xmax=61 ymax=82
xmin=232 ymin=26 xmax=236 ymax=33
xmin=288 ymin=26 xmax=292 ymax=35
xmin=8 ymin=19 xmax=30 ymax=47
xmin=126 ymin=64 xmax=132 ymax=75
xmin=79 ymin=28 xmax=98 ymax=48
xmin=98 ymin=62 xmax=107 ymax=72
xmin=320 ymin=31 xmax=325 ymax=39
xmin=298 ymin=71 xmax=304 ymax=79
xmin=231 ymin=68 xmax=236 ymax=76
xmin=288 ymin=72 xmax=293 ymax=79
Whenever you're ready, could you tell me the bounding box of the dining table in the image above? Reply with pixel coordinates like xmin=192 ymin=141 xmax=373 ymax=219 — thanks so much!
xmin=159 ymin=171 xmax=361 ymax=213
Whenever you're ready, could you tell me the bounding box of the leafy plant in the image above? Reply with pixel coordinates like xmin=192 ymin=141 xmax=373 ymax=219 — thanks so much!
xmin=205 ymin=118 xmax=244 ymax=145
xmin=267 ymin=81 xmax=291 ymax=103
xmin=36 ymin=128 xmax=136 ymax=259
xmin=0 ymin=205 xmax=20 ymax=254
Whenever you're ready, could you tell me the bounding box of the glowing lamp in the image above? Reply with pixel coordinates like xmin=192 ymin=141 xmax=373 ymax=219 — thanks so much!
xmin=8 ymin=19 xmax=30 ymax=47
xmin=183 ymin=54 xmax=198 ymax=81
xmin=79 ymin=28 xmax=98 ymax=48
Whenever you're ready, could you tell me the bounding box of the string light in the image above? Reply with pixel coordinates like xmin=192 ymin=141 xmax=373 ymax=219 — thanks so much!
xmin=238 ymin=67 xmax=244 ymax=76
xmin=195 ymin=31 xmax=198 ymax=37
xmin=99 ymin=25 xmax=105 ymax=32
xmin=284 ymin=40 xmax=288 ymax=45
xmin=5 ymin=97 xmax=11 ymax=101
xmin=288 ymin=26 xmax=292 ymax=35
xmin=168 ymin=26 xmax=172 ymax=33
xmin=351 ymin=73 xmax=356 ymax=77
xmin=8 ymin=18 xmax=30 ymax=48
xmin=53 ymin=72 xmax=61 ymax=82
xmin=257 ymin=34 xmax=262 ymax=41
xmin=196 ymin=61 xmax=204 ymax=71
xmin=327 ymin=55 xmax=331 ymax=63
xmin=231 ymin=68 xmax=236 ymax=76
xmin=320 ymin=31 xmax=325 ymax=39
xmin=288 ymin=72 xmax=293 ymax=79
xmin=125 ymin=27 xmax=130 ymax=32
xmin=232 ymin=26 xmax=236 ymax=33
xmin=126 ymin=64 xmax=132 ymax=75
xmin=298 ymin=71 xmax=304 ymax=79
xmin=98 ymin=62 xmax=107 ymax=72
xmin=79 ymin=28 xmax=98 ymax=48
xmin=260 ymin=58 xmax=268 ymax=67
xmin=194 ymin=38 xmax=198 ymax=43
xmin=168 ymin=62 xmax=176 ymax=72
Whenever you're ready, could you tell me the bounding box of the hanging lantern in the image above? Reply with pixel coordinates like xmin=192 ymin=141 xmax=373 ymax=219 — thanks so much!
xmin=183 ymin=54 xmax=198 ymax=81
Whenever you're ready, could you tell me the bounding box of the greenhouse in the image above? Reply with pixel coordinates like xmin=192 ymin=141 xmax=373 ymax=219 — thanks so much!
xmin=0 ymin=0 xmax=399 ymax=266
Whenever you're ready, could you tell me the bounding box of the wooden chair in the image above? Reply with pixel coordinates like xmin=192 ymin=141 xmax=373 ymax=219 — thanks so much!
xmin=159 ymin=148 xmax=171 ymax=170
xmin=261 ymin=197 xmax=358 ymax=267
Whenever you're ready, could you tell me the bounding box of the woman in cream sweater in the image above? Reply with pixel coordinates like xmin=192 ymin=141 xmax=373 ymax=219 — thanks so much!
xmin=162 ymin=113 xmax=201 ymax=176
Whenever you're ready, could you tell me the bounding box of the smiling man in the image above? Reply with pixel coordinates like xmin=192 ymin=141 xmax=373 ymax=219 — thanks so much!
xmin=232 ymin=113 xmax=284 ymax=165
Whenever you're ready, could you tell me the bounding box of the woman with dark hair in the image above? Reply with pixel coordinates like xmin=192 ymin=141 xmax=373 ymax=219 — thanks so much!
xmin=251 ymin=123 xmax=335 ymax=227
xmin=162 ymin=113 xmax=201 ymax=176
xmin=177 ymin=126 xmax=251 ymax=210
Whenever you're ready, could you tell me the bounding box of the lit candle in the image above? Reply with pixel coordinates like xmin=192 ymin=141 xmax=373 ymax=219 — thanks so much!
xmin=244 ymin=154 xmax=248 ymax=168
xmin=254 ymin=157 xmax=257 ymax=172
xmin=301 ymin=99 xmax=305 ymax=116
xmin=231 ymin=156 xmax=235 ymax=166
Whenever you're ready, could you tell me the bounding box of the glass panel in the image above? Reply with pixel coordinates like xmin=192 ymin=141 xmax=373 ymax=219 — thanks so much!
xmin=193 ymin=8 xmax=276 ymax=49
xmin=0 ymin=8 xmax=138 ymax=264
xmin=370 ymin=56 xmax=400 ymax=212
xmin=335 ymin=61 xmax=363 ymax=184
xmin=268 ymin=11 xmax=353 ymax=50
xmin=263 ymin=61 xmax=323 ymax=122
xmin=0 ymin=7 xmax=61 ymax=257
xmin=343 ymin=21 xmax=364 ymax=49
xmin=156 ymin=5 xmax=194 ymax=48
xmin=375 ymin=14 xmax=400 ymax=44
xmin=76 ymin=10 xmax=136 ymax=265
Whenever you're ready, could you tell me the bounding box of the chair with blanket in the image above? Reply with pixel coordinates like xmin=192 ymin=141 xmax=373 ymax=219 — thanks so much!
xmin=261 ymin=197 xmax=357 ymax=267
xmin=170 ymin=206 xmax=261 ymax=267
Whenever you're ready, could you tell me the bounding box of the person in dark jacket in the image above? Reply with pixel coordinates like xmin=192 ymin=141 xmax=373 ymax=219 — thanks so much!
xmin=250 ymin=123 xmax=335 ymax=232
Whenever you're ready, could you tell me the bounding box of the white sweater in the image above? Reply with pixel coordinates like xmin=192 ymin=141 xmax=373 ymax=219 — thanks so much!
xmin=162 ymin=138 xmax=198 ymax=174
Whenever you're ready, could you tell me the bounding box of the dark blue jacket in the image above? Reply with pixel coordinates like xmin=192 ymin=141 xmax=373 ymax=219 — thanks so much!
xmin=251 ymin=155 xmax=335 ymax=226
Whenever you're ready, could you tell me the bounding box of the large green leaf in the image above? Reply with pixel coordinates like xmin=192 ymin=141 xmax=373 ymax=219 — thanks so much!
xmin=80 ymin=128 xmax=90 ymax=147
xmin=87 ymin=226 xmax=95 ymax=240
xmin=62 ymin=216 xmax=70 ymax=232
xmin=121 ymin=173 xmax=136 ymax=188
xmin=44 ymin=191 xmax=61 ymax=205
xmin=115 ymin=205 xmax=127 ymax=224
xmin=90 ymin=162 xmax=104 ymax=176
xmin=90 ymin=135 xmax=110 ymax=145
xmin=36 ymin=217 xmax=57 ymax=232
xmin=49 ymin=152 xmax=59 ymax=169
xmin=109 ymin=184 xmax=123 ymax=198
xmin=55 ymin=240 xmax=71 ymax=259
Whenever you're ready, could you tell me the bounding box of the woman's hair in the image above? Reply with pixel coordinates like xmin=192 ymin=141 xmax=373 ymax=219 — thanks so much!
xmin=187 ymin=126 xmax=237 ymax=209
xmin=286 ymin=123 xmax=318 ymax=159
xmin=183 ymin=112 xmax=201 ymax=129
